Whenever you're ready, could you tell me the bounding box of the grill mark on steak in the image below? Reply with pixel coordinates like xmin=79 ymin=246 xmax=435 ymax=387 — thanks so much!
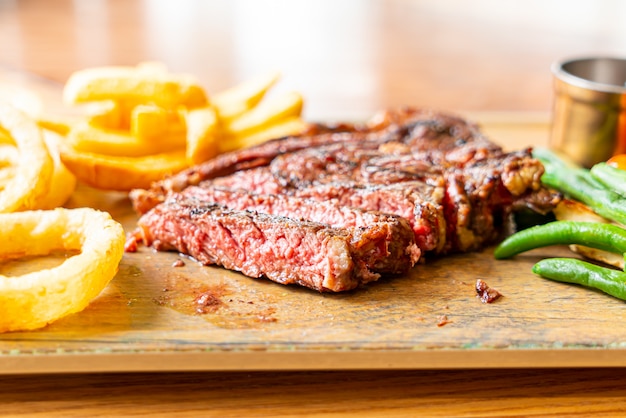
xmin=129 ymin=106 xmax=562 ymax=292
xmin=293 ymin=181 xmax=447 ymax=255
xmin=203 ymin=168 xmax=446 ymax=255
xmin=129 ymin=129 xmax=385 ymax=214
xmin=129 ymin=107 xmax=493 ymax=214
xmin=137 ymin=197 xmax=393 ymax=292
xmin=268 ymin=141 xmax=549 ymax=253
xmin=181 ymin=185 xmax=421 ymax=275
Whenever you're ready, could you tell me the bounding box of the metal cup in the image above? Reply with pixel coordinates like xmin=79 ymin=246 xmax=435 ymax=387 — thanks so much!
xmin=550 ymin=56 xmax=626 ymax=167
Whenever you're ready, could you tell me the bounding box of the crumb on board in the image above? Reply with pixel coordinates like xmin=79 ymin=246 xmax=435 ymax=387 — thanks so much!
xmin=476 ymin=279 xmax=503 ymax=304
xmin=437 ymin=314 xmax=451 ymax=327
xmin=172 ymin=259 xmax=185 ymax=267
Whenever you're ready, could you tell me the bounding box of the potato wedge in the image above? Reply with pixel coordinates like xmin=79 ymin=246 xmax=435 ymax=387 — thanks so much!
xmin=67 ymin=122 xmax=185 ymax=157
xmin=63 ymin=65 xmax=208 ymax=109
xmin=184 ymin=105 xmax=220 ymax=165
xmin=0 ymin=207 xmax=125 ymax=332
xmin=59 ymin=145 xmax=188 ymax=191
xmin=212 ymin=71 xmax=280 ymax=120
xmin=224 ymin=91 xmax=303 ymax=137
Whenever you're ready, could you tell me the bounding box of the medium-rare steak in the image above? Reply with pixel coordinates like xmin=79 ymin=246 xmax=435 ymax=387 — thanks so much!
xmin=136 ymin=197 xmax=406 ymax=292
xmin=181 ymin=185 xmax=421 ymax=276
xmin=128 ymin=106 xmax=561 ymax=292
xmin=293 ymin=181 xmax=447 ymax=254
xmin=206 ymin=169 xmax=446 ymax=254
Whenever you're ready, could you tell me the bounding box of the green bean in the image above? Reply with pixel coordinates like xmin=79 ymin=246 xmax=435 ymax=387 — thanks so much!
xmin=532 ymin=257 xmax=626 ymax=301
xmin=590 ymin=162 xmax=626 ymax=198
xmin=532 ymin=148 xmax=626 ymax=225
xmin=494 ymin=220 xmax=626 ymax=261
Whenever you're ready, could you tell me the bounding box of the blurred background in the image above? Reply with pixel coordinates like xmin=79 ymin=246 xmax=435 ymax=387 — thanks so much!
xmin=1 ymin=0 xmax=625 ymax=121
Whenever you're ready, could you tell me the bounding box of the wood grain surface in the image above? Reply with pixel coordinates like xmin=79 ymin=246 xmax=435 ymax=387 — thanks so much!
xmin=3 ymin=1 xmax=626 ymax=416
xmin=6 ymin=108 xmax=622 ymax=374
xmin=2 ymin=369 xmax=626 ymax=417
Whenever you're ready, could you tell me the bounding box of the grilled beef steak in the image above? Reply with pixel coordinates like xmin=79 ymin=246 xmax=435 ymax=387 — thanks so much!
xmin=181 ymin=185 xmax=421 ymax=276
xmin=136 ymin=197 xmax=410 ymax=292
xmin=130 ymin=107 xmax=561 ymax=292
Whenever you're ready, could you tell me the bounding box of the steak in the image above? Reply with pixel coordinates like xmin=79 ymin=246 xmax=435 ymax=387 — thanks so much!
xmin=136 ymin=197 xmax=406 ymax=292
xmin=129 ymin=107 xmax=498 ymax=214
xmin=206 ymin=169 xmax=446 ymax=254
xmin=129 ymin=106 xmax=561 ymax=292
xmin=181 ymin=185 xmax=421 ymax=275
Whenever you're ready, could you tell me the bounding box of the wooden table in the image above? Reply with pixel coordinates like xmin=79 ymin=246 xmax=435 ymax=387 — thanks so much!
xmin=3 ymin=1 xmax=626 ymax=416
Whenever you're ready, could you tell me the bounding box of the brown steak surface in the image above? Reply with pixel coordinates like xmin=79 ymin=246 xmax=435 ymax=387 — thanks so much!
xmin=130 ymin=107 xmax=561 ymax=292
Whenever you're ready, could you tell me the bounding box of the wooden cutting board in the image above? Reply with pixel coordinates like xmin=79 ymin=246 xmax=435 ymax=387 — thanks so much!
xmin=2 ymin=71 xmax=626 ymax=374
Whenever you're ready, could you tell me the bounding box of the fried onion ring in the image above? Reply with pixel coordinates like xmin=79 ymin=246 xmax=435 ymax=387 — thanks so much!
xmin=0 ymin=208 xmax=125 ymax=332
xmin=0 ymin=102 xmax=54 ymax=212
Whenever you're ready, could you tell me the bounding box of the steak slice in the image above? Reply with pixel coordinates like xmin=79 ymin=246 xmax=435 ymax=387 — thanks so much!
xmin=293 ymin=181 xmax=447 ymax=254
xmin=268 ymin=141 xmax=551 ymax=253
xmin=129 ymin=129 xmax=376 ymax=214
xmin=136 ymin=197 xmax=408 ymax=292
xmin=203 ymin=168 xmax=447 ymax=255
xmin=181 ymin=185 xmax=421 ymax=275
xmin=127 ymin=107 xmax=563 ymax=292
xmin=129 ymin=106 xmax=500 ymax=214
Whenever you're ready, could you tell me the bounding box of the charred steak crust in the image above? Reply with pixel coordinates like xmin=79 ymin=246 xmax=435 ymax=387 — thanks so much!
xmin=129 ymin=106 xmax=561 ymax=292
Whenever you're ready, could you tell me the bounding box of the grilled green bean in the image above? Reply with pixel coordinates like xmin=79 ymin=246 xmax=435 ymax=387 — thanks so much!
xmin=590 ymin=162 xmax=626 ymax=199
xmin=532 ymin=147 xmax=626 ymax=225
xmin=532 ymin=257 xmax=626 ymax=301
xmin=494 ymin=220 xmax=626 ymax=262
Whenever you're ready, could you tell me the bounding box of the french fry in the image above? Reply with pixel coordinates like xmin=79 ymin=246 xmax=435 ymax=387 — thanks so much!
xmin=59 ymin=145 xmax=189 ymax=191
xmin=220 ymin=116 xmax=309 ymax=153
xmin=63 ymin=64 xmax=208 ymax=109
xmin=58 ymin=62 xmax=307 ymax=189
xmin=224 ymin=91 xmax=303 ymax=138
xmin=185 ymin=105 xmax=220 ymax=165
xmin=67 ymin=122 xmax=185 ymax=157
xmin=85 ymin=100 xmax=124 ymax=129
xmin=212 ymin=71 xmax=280 ymax=120
xmin=131 ymin=104 xmax=186 ymax=142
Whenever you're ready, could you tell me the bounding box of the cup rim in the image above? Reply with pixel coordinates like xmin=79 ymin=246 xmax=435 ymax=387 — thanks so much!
xmin=552 ymin=56 xmax=626 ymax=94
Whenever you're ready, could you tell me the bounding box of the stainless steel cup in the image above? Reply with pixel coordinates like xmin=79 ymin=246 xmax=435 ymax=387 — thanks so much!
xmin=550 ymin=56 xmax=626 ymax=167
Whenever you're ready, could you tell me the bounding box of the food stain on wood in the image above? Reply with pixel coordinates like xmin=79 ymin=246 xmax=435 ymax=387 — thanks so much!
xmin=154 ymin=274 xmax=226 ymax=314
xmin=152 ymin=272 xmax=278 ymax=328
